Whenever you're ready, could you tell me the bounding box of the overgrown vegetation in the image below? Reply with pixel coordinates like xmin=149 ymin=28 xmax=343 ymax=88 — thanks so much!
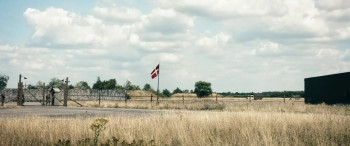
xmin=0 ymin=104 xmax=349 ymax=146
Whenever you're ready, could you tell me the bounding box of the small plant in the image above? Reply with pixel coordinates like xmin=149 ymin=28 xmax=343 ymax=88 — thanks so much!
xmin=90 ymin=118 xmax=109 ymax=145
xmin=179 ymin=111 xmax=184 ymax=120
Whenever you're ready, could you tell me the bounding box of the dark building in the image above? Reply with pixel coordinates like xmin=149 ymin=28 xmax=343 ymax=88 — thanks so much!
xmin=304 ymin=72 xmax=350 ymax=104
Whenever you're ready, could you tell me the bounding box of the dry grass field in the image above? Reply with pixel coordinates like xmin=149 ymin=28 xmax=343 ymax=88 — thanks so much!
xmin=1 ymin=97 xmax=349 ymax=145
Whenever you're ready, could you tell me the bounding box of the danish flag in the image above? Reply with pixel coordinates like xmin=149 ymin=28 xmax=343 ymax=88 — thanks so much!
xmin=151 ymin=64 xmax=159 ymax=79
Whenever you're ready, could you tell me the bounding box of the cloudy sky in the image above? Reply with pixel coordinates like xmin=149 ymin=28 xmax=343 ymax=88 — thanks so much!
xmin=1 ymin=0 xmax=350 ymax=92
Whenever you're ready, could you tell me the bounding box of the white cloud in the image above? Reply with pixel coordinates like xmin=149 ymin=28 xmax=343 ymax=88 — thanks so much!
xmin=1 ymin=0 xmax=349 ymax=92
xmin=94 ymin=5 xmax=142 ymax=23
xmin=156 ymin=0 xmax=288 ymax=19
xmin=315 ymin=0 xmax=350 ymax=11
xmin=141 ymin=8 xmax=194 ymax=34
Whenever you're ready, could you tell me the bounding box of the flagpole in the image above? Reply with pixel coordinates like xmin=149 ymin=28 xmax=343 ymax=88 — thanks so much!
xmin=157 ymin=63 xmax=160 ymax=103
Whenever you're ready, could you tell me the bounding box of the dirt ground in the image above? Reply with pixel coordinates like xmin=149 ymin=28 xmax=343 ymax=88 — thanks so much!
xmin=0 ymin=102 xmax=166 ymax=118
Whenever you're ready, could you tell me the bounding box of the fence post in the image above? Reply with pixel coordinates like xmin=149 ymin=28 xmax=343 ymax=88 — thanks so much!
xmin=283 ymin=91 xmax=286 ymax=103
xmin=124 ymin=91 xmax=127 ymax=104
xmin=1 ymin=92 xmax=4 ymax=106
xmin=98 ymin=91 xmax=101 ymax=106
xmin=17 ymin=74 xmax=23 ymax=106
xmin=151 ymin=94 xmax=153 ymax=103
xmin=42 ymin=83 xmax=45 ymax=106
xmin=182 ymin=95 xmax=184 ymax=104
xmin=63 ymin=77 xmax=68 ymax=106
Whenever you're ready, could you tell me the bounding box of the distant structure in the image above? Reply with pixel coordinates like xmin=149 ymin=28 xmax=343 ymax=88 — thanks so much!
xmin=304 ymin=72 xmax=350 ymax=104
xmin=253 ymin=93 xmax=263 ymax=100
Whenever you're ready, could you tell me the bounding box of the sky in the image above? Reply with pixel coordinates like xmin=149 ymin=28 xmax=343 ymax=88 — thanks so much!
xmin=0 ymin=0 xmax=350 ymax=92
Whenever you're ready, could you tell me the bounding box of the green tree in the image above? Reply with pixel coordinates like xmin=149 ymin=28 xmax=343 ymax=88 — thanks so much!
xmin=183 ymin=89 xmax=190 ymax=93
xmin=75 ymin=81 xmax=90 ymax=90
xmin=68 ymin=85 xmax=74 ymax=89
xmin=0 ymin=74 xmax=9 ymax=91
xmin=27 ymin=84 xmax=37 ymax=89
xmin=162 ymin=89 xmax=171 ymax=97
xmin=143 ymin=83 xmax=152 ymax=91
xmin=104 ymin=79 xmax=116 ymax=90
xmin=124 ymin=80 xmax=140 ymax=90
xmin=172 ymin=87 xmax=183 ymax=94
xmin=115 ymin=85 xmax=124 ymax=90
xmin=48 ymin=77 xmax=64 ymax=89
xmin=92 ymin=77 xmax=103 ymax=90
xmin=194 ymin=81 xmax=212 ymax=98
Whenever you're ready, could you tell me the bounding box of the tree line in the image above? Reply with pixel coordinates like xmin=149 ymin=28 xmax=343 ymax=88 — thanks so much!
xmin=219 ymin=91 xmax=305 ymax=98
xmin=1 ymin=74 xmax=303 ymax=98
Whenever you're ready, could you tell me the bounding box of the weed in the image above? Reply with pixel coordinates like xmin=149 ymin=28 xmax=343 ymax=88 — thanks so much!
xmin=90 ymin=118 xmax=109 ymax=145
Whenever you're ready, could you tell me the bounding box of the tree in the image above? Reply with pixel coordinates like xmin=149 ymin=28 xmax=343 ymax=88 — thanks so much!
xmin=68 ymin=85 xmax=74 ymax=89
xmin=162 ymin=89 xmax=171 ymax=97
xmin=143 ymin=83 xmax=152 ymax=91
xmin=183 ymin=89 xmax=189 ymax=93
xmin=194 ymin=81 xmax=212 ymax=98
xmin=48 ymin=77 xmax=64 ymax=89
xmin=27 ymin=84 xmax=37 ymax=89
xmin=104 ymin=79 xmax=116 ymax=90
xmin=92 ymin=77 xmax=103 ymax=90
xmin=75 ymin=81 xmax=90 ymax=90
xmin=0 ymin=74 xmax=9 ymax=91
xmin=124 ymin=80 xmax=140 ymax=90
xmin=172 ymin=87 xmax=183 ymax=94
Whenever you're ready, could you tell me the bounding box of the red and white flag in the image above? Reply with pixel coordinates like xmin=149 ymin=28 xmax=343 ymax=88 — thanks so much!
xmin=151 ymin=64 xmax=159 ymax=79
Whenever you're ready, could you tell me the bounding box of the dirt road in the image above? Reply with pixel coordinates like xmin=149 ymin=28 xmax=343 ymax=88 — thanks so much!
xmin=0 ymin=104 xmax=166 ymax=118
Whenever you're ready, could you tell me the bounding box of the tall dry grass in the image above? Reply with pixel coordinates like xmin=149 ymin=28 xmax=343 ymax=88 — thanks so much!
xmin=0 ymin=110 xmax=349 ymax=145
xmin=71 ymin=98 xmax=350 ymax=116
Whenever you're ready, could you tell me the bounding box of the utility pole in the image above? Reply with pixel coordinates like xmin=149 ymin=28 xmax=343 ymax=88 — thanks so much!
xmin=17 ymin=74 xmax=23 ymax=106
xmin=63 ymin=77 xmax=68 ymax=106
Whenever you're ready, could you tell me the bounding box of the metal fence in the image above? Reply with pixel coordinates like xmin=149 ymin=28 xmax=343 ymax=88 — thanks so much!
xmin=2 ymin=88 xmax=126 ymax=103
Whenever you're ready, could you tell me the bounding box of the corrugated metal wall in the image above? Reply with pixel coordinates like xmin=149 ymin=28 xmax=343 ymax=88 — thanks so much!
xmin=305 ymin=72 xmax=350 ymax=104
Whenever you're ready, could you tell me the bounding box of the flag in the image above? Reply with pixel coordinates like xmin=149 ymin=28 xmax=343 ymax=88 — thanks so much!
xmin=151 ymin=64 xmax=159 ymax=79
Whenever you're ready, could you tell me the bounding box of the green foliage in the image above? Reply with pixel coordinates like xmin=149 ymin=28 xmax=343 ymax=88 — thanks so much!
xmin=183 ymin=89 xmax=190 ymax=93
xmin=194 ymin=81 xmax=212 ymax=98
xmin=68 ymin=85 xmax=74 ymax=89
xmin=162 ymin=89 xmax=171 ymax=97
xmin=92 ymin=77 xmax=119 ymax=90
xmin=27 ymin=84 xmax=37 ymax=89
xmin=124 ymin=80 xmax=140 ymax=90
xmin=104 ymin=79 xmax=116 ymax=90
xmin=48 ymin=78 xmax=65 ymax=89
xmin=115 ymin=85 xmax=124 ymax=90
xmin=219 ymin=91 xmax=305 ymax=98
xmin=143 ymin=83 xmax=152 ymax=91
xmin=92 ymin=77 xmax=103 ymax=90
xmin=172 ymin=87 xmax=183 ymax=94
xmin=0 ymin=74 xmax=9 ymax=91
xmin=75 ymin=81 xmax=90 ymax=90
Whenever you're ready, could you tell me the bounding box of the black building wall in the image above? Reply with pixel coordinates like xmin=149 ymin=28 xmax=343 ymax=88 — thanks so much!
xmin=304 ymin=72 xmax=350 ymax=104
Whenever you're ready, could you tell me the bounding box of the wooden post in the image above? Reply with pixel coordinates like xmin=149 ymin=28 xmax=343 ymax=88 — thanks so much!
xmin=283 ymin=91 xmax=286 ymax=103
xmin=216 ymin=95 xmax=218 ymax=103
xmin=182 ymin=95 xmax=184 ymax=104
xmin=151 ymin=94 xmax=153 ymax=103
xmin=98 ymin=91 xmax=101 ymax=106
xmin=17 ymin=74 xmax=23 ymax=106
xmin=42 ymin=83 xmax=46 ymax=105
xmin=124 ymin=90 xmax=127 ymax=104
xmin=63 ymin=77 xmax=68 ymax=106
xmin=1 ymin=92 xmax=4 ymax=106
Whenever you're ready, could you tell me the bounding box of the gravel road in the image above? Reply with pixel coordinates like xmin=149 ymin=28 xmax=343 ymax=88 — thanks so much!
xmin=0 ymin=103 xmax=167 ymax=118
